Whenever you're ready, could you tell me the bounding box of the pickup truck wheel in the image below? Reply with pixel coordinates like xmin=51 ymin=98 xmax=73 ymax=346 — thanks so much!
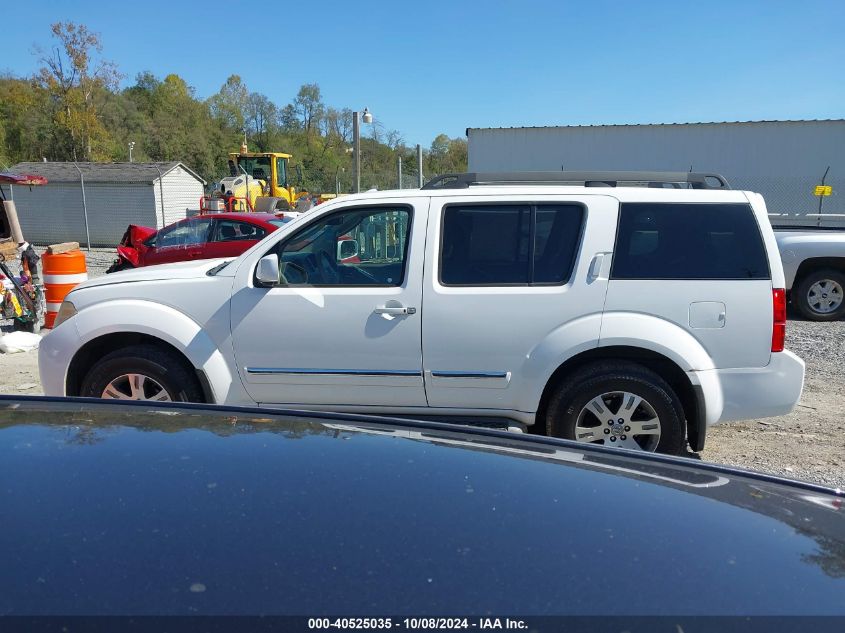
xmin=794 ymin=269 xmax=845 ymax=321
xmin=80 ymin=344 xmax=204 ymax=402
xmin=546 ymin=362 xmax=686 ymax=455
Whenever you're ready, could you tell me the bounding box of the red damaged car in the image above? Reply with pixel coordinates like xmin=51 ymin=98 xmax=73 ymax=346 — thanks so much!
xmin=107 ymin=213 xmax=294 ymax=273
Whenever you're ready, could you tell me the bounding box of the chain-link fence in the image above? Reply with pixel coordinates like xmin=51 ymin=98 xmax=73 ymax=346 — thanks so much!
xmin=731 ymin=171 xmax=845 ymax=225
xmin=299 ymin=164 xmax=440 ymax=196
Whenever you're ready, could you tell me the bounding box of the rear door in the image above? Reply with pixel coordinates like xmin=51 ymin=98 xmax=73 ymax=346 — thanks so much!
xmin=205 ymin=218 xmax=269 ymax=259
xmin=604 ymin=197 xmax=773 ymax=368
xmin=422 ymin=194 xmax=617 ymax=412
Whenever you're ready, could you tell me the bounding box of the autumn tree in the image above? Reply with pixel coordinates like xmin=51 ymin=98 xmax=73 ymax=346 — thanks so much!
xmin=35 ymin=22 xmax=120 ymax=161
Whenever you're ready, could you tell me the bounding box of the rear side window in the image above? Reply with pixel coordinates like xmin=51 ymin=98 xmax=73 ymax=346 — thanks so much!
xmin=611 ymin=203 xmax=770 ymax=280
xmin=440 ymin=204 xmax=584 ymax=286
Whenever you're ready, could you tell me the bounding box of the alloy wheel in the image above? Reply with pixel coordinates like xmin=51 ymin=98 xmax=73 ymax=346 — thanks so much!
xmin=807 ymin=279 xmax=843 ymax=315
xmin=574 ymin=391 xmax=661 ymax=451
xmin=101 ymin=373 xmax=173 ymax=401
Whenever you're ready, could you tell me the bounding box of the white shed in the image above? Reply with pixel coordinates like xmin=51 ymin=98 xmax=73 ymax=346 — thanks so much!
xmin=0 ymin=162 xmax=206 ymax=246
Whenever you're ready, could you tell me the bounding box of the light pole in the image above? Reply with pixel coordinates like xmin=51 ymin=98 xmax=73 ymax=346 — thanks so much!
xmin=128 ymin=141 xmax=135 ymax=163
xmin=352 ymin=107 xmax=373 ymax=193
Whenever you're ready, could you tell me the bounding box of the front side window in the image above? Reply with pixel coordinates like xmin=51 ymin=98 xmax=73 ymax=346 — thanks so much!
xmin=274 ymin=206 xmax=412 ymax=286
xmin=275 ymin=157 xmax=287 ymax=187
xmin=611 ymin=203 xmax=770 ymax=280
xmin=440 ymin=204 xmax=584 ymax=285
xmin=154 ymin=218 xmax=212 ymax=249
xmin=237 ymin=156 xmax=272 ymax=181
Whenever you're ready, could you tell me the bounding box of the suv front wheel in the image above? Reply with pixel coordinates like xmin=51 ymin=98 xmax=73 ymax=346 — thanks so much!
xmin=546 ymin=361 xmax=686 ymax=455
xmin=80 ymin=344 xmax=204 ymax=402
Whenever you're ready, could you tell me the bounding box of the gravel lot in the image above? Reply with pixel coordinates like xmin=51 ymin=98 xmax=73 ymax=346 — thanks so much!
xmin=1 ymin=247 xmax=843 ymax=489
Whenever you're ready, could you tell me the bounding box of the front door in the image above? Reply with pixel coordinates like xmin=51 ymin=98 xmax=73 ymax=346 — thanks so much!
xmin=230 ymin=198 xmax=428 ymax=407
xmin=145 ymin=218 xmax=212 ymax=265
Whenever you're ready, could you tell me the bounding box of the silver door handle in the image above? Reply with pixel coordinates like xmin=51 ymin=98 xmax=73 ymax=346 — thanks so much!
xmin=588 ymin=253 xmax=608 ymax=282
xmin=374 ymin=306 xmax=416 ymax=315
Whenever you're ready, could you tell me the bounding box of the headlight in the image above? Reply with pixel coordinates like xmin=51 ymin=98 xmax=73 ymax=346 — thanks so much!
xmin=53 ymin=300 xmax=77 ymax=327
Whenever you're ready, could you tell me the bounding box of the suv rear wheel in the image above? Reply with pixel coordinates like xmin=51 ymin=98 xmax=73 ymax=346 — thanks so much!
xmin=546 ymin=361 xmax=686 ymax=455
xmin=794 ymin=268 xmax=845 ymax=321
xmin=80 ymin=344 xmax=204 ymax=402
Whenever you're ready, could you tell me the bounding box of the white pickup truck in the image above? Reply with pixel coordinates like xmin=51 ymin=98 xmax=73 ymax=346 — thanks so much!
xmin=39 ymin=171 xmax=806 ymax=455
xmin=774 ymin=225 xmax=845 ymax=320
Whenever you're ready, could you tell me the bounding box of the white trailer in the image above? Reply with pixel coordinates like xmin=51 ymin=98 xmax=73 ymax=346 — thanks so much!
xmin=467 ymin=120 xmax=845 ymax=226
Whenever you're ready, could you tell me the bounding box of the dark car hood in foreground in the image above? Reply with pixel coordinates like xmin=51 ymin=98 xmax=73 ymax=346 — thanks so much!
xmin=1 ymin=397 xmax=843 ymax=617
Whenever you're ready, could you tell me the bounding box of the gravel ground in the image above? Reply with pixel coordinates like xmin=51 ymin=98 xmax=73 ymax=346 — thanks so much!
xmin=1 ymin=248 xmax=843 ymax=489
xmin=702 ymin=315 xmax=845 ymax=489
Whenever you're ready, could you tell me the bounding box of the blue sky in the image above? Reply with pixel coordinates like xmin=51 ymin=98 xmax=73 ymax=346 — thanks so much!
xmin=2 ymin=0 xmax=843 ymax=147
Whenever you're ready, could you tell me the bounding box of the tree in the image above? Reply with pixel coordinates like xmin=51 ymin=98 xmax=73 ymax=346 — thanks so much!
xmin=278 ymin=104 xmax=300 ymax=132
xmin=245 ymin=92 xmax=278 ymax=152
xmin=208 ymin=74 xmax=249 ymax=135
xmin=35 ymin=22 xmax=120 ymax=161
xmin=293 ymin=83 xmax=324 ymax=134
xmin=426 ymin=134 xmax=467 ymax=176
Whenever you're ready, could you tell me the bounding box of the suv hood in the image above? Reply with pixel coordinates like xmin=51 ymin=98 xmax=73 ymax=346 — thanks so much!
xmin=74 ymin=258 xmax=234 ymax=290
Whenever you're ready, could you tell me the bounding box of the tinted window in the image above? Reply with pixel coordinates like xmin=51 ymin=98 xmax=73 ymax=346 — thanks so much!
xmin=440 ymin=204 xmax=583 ymax=285
xmin=611 ymin=203 xmax=770 ymax=280
xmin=214 ymin=220 xmax=266 ymax=242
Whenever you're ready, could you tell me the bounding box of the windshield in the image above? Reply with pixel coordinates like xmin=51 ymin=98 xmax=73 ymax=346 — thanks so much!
xmin=237 ymin=156 xmax=272 ymax=181
xmin=269 ymin=218 xmax=294 ymax=227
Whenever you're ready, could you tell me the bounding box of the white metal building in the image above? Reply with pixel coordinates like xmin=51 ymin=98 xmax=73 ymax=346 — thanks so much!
xmin=467 ymin=120 xmax=845 ymax=219
xmin=0 ymin=162 xmax=206 ymax=246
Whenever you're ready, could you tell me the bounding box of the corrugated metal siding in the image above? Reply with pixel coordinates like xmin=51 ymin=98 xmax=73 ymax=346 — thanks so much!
xmin=467 ymin=121 xmax=845 ymax=216
xmin=1 ymin=182 xmax=156 ymax=246
xmin=155 ymin=166 xmax=204 ymax=227
xmin=84 ymin=184 xmax=158 ymax=243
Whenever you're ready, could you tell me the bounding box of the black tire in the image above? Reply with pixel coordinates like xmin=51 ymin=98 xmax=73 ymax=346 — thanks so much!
xmin=794 ymin=268 xmax=845 ymax=321
xmin=106 ymin=260 xmax=133 ymax=274
xmin=79 ymin=344 xmax=205 ymax=402
xmin=545 ymin=361 xmax=686 ymax=455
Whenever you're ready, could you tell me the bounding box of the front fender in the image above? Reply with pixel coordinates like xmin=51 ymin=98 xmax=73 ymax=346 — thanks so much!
xmin=68 ymin=299 xmax=239 ymax=404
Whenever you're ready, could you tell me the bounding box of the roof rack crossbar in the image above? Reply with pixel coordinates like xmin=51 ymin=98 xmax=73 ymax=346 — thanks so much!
xmin=422 ymin=171 xmax=731 ymax=190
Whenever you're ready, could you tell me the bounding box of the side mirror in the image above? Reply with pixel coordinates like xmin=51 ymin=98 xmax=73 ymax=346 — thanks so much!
xmin=337 ymin=238 xmax=359 ymax=261
xmin=255 ymin=254 xmax=280 ymax=286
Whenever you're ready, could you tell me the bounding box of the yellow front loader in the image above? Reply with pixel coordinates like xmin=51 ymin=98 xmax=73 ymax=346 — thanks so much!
xmin=202 ymin=144 xmax=308 ymax=213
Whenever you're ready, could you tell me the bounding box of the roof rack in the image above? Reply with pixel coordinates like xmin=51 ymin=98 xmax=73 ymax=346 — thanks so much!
xmin=422 ymin=171 xmax=731 ymax=190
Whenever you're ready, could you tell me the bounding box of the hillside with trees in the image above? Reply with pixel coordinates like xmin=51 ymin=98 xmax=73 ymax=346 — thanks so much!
xmin=0 ymin=22 xmax=467 ymax=192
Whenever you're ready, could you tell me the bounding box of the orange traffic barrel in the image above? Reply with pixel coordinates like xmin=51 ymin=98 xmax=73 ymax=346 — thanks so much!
xmin=42 ymin=250 xmax=87 ymax=328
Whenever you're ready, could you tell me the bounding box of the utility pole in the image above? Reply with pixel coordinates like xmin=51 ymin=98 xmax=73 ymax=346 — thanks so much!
xmin=353 ymin=112 xmax=360 ymax=193
xmin=352 ymin=108 xmax=373 ymax=193
xmin=416 ymin=144 xmax=423 ymax=188
xmin=397 ymin=156 xmax=403 ymax=189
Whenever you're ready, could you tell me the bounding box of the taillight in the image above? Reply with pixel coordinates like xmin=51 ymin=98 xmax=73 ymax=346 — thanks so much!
xmin=772 ymin=288 xmax=786 ymax=352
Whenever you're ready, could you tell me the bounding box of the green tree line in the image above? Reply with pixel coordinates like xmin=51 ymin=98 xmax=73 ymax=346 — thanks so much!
xmin=0 ymin=22 xmax=467 ymax=192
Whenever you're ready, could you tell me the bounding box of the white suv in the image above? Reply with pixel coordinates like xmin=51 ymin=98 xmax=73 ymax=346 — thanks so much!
xmin=39 ymin=171 xmax=805 ymax=454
